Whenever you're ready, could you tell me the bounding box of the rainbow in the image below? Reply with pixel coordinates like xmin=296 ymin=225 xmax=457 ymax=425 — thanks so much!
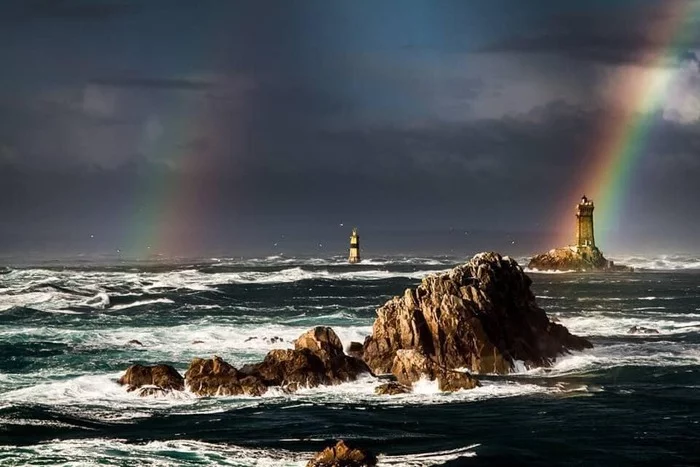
xmin=557 ymin=0 xmax=700 ymax=247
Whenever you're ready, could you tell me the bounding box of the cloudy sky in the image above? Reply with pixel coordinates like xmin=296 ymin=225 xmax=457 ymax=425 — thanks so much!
xmin=1 ymin=0 xmax=699 ymax=259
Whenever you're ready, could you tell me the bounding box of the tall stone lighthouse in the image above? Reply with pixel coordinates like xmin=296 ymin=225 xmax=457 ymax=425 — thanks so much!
xmin=576 ymin=195 xmax=595 ymax=248
xmin=348 ymin=228 xmax=361 ymax=264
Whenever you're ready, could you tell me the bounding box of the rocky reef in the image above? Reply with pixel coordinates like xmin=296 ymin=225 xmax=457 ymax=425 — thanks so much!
xmin=528 ymin=245 xmax=631 ymax=272
xmin=118 ymin=252 xmax=592 ymax=397
xmin=307 ymin=440 xmax=377 ymax=467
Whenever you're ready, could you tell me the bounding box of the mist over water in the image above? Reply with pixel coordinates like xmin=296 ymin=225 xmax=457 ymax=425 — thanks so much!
xmin=1 ymin=255 xmax=699 ymax=465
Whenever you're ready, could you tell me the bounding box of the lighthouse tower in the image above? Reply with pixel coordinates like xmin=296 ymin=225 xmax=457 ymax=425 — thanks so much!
xmin=576 ymin=195 xmax=595 ymax=248
xmin=348 ymin=228 xmax=360 ymax=264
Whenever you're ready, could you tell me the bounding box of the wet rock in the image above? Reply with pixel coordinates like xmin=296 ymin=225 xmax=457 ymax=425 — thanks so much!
xmin=185 ymin=356 xmax=267 ymax=396
xmin=437 ymin=370 xmax=480 ymax=392
xmin=244 ymin=337 xmax=258 ymax=342
xmin=117 ymin=364 xmax=184 ymax=392
xmin=136 ymin=386 xmax=169 ymax=397
xmin=192 ymin=340 xmax=205 ymax=344
xmin=374 ymin=382 xmax=411 ymax=395
xmin=266 ymin=336 xmax=284 ymax=344
xmin=242 ymin=327 xmax=371 ymax=391
xmin=307 ymin=440 xmax=377 ymax=467
xmin=127 ymin=339 xmax=143 ymax=346
xmin=628 ymin=325 xmax=660 ymax=334
xmin=183 ymin=327 xmax=371 ymax=396
xmin=363 ymin=252 xmax=592 ymax=385
xmin=346 ymin=341 xmax=364 ymax=359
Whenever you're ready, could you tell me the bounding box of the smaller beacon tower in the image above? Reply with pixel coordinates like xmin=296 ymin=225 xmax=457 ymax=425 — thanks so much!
xmin=576 ymin=195 xmax=595 ymax=248
xmin=348 ymin=228 xmax=361 ymax=264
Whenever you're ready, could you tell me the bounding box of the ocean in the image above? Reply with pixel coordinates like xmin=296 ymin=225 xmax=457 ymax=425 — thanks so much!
xmin=0 ymin=254 xmax=699 ymax=466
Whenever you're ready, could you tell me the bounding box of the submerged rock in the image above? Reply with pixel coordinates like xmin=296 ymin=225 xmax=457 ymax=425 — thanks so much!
xmin=628 ymin=325 xmax=659 ymax=334
xmin=528 ymin=246 xmax=631 ymax=272
xmin=374 ymin=381 xmax=411 ymax=395
xmin=117 ymin=364 xmax=184 ymax=392
xmin=307 ymin=440 xmax=377 ymax=467
xmin=179 ymin=327 xmax=371 ymax=396
xmin=127 ymin=339 xmax=144 ymax=346
xmin=362 ymin=252 xmax=592 ymax=385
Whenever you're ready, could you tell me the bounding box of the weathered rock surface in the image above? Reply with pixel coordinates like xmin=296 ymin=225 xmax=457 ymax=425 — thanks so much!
xmin=374 ymin=382 xmax=411 ymax=395
xmin=363 ymin=252 xmax=592 ymax=383
xmin=528 ymin=246 xmax=631 ymax=272
xmin=117 ymin=364 xmax=184 ymax=393
xmin=185 ymin=356 xmax=267 ymax=396
xmin=307 ymin=440 xmax=377 ymax=467
xmin=180 ymin=327 xmax=371 ymax=396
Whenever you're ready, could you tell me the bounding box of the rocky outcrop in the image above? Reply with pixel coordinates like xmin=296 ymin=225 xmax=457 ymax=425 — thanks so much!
xmin=528 ymin=246 xmax=631 ymax=272
xmin=363 ymin=252 xmax=592 ymax=383
xmin=117 ymin=364 xmax=184 ymax=393
xmin=185 ymin=356 xmax=267 ymax=396
xmin=181 ymin=327 xmax=371 ymax=396
xmin=307 ymin=440 xmax=377 ymax=467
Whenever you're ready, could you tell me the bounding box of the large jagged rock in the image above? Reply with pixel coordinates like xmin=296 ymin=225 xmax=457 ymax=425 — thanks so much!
xmin=180 ymin=327 xmax=371 ymax=396
xmin=363 ymin=252 xmax=592 ymax=382
xmin=307 ymin=440 xmax=377 ymax=467
xmin=117 ymin=364 xmax=184 ymax=393
xmin=528 ymin=246 xmax=631 ymax=272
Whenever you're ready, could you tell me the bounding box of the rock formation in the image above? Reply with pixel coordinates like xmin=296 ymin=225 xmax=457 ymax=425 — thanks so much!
xmin=307 ymin=440 xmax=377 ymax=467
xmin=528 ymin=246 xmax=630 ymax=272
xmin=362 ymin=252 xmax=592 ymax=385
xmin=118 ymin=253 xmax=594 ymax=398
xmin=181 ymin=327 xmax=371 ymax=396
xmin=117 ymin=364 xmax=184 ymax=392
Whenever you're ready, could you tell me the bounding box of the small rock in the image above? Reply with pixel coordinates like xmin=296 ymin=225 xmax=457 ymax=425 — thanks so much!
xmin=127 ymin=339 xmax=143 ymax=346
xmin=192 ymin=340 xmax=205 ymax=345
xmin=346 ymin=341 xmax=364 ymax=359
xmin=374 ymin=382 xmax=411 ymax=395
xmin=118 ymin=364 xmax=184 ymax=391
xmin=307 ymin=440 xmax=377 ymax=467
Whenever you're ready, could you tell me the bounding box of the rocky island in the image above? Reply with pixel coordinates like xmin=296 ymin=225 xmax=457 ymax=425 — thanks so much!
xmin=528 ymin=196 xmax=631 ymax=272
xmin=117 ymin=252 xmax=591 ymax=397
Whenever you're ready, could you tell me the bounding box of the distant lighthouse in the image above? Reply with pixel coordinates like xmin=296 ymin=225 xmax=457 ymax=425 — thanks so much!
xmin=348 ymin=228 xmax=361 ymax=264
xmin=576 ymin=195 xmax=595 ymax=248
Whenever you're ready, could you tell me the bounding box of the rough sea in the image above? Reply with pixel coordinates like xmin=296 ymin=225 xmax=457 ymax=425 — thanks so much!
xmin=1 ymin=254 xmax=699 ymax=466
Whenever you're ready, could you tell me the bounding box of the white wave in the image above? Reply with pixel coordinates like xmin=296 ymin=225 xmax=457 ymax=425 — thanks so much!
xmin=558 ymin=313 xmax=700 ymax=337
xmin=0 ymin=437 xmax=478 ymax=467
xmin=608 ymin=254 xmax=700 ymax=270
xmin=109 ymin=298 xmax=175 ymax=311
xmin=517 ymin=343 xmax=700 ymax=377
xmin=524 ymin=268 xmax=575 ymax=274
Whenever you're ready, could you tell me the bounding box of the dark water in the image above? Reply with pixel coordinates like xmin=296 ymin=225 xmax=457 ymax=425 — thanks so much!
xmin=1 ymin=255 xmax=699 ymax=466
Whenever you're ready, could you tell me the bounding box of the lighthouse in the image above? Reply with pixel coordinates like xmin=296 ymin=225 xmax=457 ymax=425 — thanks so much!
xmin=576 ymin=195 xmax=595 ymax=248
xmin=348 ymin=228 xmax=360 ymax=264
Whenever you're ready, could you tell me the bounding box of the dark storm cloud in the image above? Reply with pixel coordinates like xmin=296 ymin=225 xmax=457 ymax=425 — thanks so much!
xmin=481 ymin=2 xmax=700 ymax=65
xmin=89 ymin=77 xmax=214 ymax=91
xmin=21 ymin=0 xmax=137 ymax=20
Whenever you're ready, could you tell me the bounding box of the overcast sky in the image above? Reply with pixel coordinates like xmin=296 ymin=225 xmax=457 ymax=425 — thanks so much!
xmin=1 ymin=0 xmax=699 ymax=259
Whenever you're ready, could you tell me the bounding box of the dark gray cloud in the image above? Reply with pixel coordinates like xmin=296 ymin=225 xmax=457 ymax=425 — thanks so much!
xmin=21 ymin=0 xmax=137 ymax=20
xmin=481 ymin=2 xmax=700 ymax=65
xmin=89 ymin=77 xmax=214 ymax=91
